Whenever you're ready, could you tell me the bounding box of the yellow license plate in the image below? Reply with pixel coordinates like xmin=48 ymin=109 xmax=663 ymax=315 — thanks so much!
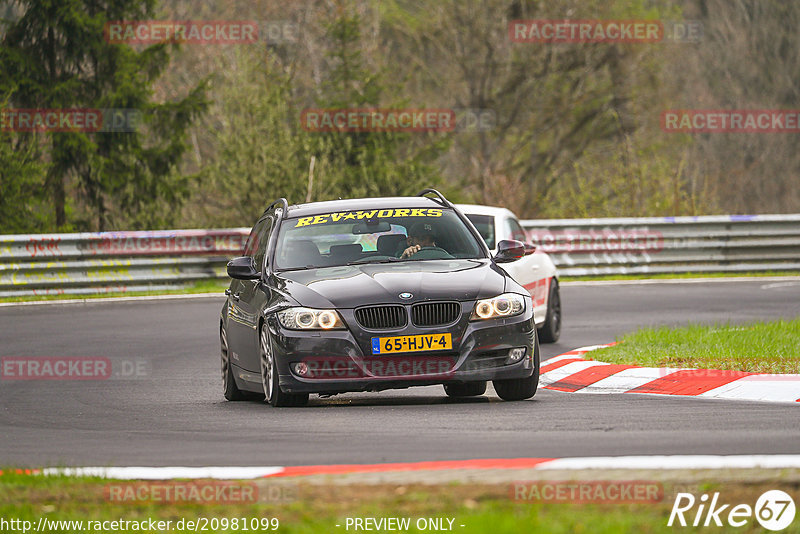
xmin=371 ymin=333 xmax=452 ymax=354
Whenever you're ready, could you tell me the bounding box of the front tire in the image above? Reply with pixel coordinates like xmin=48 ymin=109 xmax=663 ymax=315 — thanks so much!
xmin=493 ymin=336 xmax=540 ymax=401
xmin=443 ymin=381 xmax=487 ymax=397
xmin=221 ymin=323 xmax=247 ymax=401
xmin=537 ymin=279 xmax=561 ymax=343
xmin=260 ymin=324 xmax=308 ymax=407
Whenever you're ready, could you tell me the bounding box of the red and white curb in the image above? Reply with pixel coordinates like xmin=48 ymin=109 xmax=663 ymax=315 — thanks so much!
xmin=12 ymin=455 xmax=800 ymax=480
xmin=541 ymin=345 xmax=800 ymax=403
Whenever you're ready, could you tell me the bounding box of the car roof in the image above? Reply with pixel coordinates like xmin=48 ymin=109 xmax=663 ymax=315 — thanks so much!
xmin=455 ymin=203 xmax=519 ymax=220
xmin=285 ymin=196 xmax=449 ymax=218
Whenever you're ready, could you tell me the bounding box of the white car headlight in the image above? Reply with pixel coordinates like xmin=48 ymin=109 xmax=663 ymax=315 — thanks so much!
xmin=277 ymin=308 xmax=346 ymax=330
xmin=470 ymin=293 xmax=525 ymax=320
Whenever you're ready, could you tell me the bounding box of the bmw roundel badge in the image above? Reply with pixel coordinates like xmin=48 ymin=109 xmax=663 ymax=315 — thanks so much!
xmin=399 ymin=292 xmax=413 ymax=300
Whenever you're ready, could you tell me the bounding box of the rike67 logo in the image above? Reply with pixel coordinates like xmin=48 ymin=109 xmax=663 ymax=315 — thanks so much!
xmin=668 ymin=490 xmax=796 ymax=531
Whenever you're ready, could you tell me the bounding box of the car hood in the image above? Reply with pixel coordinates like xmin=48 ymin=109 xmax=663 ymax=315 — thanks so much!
xmin=273 ymin=259 xmax=508 ymax=309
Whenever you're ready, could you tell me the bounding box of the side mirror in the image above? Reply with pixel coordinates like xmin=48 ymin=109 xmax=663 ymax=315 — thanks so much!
xmin=524 ymin=243 xmax=536 ymax=256
xmin=227 ymin=256 xmax=260 ymax=280
xmin=494 ymin=240 xmax=525 ymax=263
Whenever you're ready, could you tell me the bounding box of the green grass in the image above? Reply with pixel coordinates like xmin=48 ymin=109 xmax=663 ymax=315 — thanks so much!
xmin=593 ymin=319 xmax=800 ymax=374
xmin=3 ymin=470 xmax=798 ymax=533
xmin=0 ymin=279 xmax=229 ymax=303
xmin=561 ymin=270 xmax=800 ymax=282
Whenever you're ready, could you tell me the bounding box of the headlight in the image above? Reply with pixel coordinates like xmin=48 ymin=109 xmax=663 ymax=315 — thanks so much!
xmin=470 ymin=293 xmax=525 ymax=320
xmin=277 ymin=308 xmax=346 ymax=330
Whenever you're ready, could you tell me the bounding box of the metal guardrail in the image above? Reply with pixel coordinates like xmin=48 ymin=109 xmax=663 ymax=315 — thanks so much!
xmin=0 ymin=229 xmax=249 ymax=297
xmin=520 ymin=214 xmax=800 ymax=277
xmin=1 ymin=214 xmax=799 ymax=296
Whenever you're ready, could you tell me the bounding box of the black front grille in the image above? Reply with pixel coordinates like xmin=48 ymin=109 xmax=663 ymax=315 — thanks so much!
xmin=411 ymin=301 xmax=461 ymax=327
xmin=355 ymin=305 xmax=407 ymax=330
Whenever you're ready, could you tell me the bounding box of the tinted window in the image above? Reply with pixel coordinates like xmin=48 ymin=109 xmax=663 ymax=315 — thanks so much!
xmin=242 ymin=221 xmax=262 ymax=257
xmin=243 ymin=217 xmax=272 ymax=272
xmin=253 ymin=217 xmax=273 ymax=272
xmin=464 ymin=214 xmax=496 ymax=250
xmin=505 ymin=217 xmax=527 ymax=243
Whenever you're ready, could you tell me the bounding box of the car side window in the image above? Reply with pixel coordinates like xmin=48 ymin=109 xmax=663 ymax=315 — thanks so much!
xmin=505 ymin=217 xmax=528 ymax=243
xmin=464 ymin=214 xmax=495 ymax=250
xmin=243 ymin=221 xmax=262 ymax=257
xmin=253 ymin=217 xmax=273 ymax=273
xmin=242 ymin=217 xmax=271 ymax=272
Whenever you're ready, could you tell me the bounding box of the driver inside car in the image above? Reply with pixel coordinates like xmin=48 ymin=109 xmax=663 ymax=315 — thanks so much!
xmin=399 ymin=221 xmax=453 ymax=259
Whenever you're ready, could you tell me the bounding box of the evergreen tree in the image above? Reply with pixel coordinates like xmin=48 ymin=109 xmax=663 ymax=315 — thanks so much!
xmin=0 ymin=0 xmax=207 ymax=231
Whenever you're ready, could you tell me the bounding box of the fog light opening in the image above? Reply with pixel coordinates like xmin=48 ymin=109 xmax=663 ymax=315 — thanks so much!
xmin=292 ymin=362 xmax=309 ymax=376
xmin=505 ymin=347 xmax=526 ymax=365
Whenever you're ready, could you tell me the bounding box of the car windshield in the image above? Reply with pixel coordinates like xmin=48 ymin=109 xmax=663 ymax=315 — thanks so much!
xmin=274 ymin=207 xmax=485 ymax=270
xmin=464 ymin=214 xmax=496 ymax=250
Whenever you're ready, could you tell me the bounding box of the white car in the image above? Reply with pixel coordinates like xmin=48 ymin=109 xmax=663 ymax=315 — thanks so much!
xmin=456 ymin=204 xmax=561 ymax=343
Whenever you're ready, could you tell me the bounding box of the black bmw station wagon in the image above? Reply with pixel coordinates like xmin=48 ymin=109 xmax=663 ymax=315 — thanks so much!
xmin=220 ymin=189 xmax=539 ymax=406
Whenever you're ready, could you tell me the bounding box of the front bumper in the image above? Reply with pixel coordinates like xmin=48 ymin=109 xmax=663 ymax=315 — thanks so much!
xmin=267 ymin=302 xmax=537 ymax=394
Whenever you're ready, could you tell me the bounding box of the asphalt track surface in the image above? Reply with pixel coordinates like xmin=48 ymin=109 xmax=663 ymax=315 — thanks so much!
xmin=1 ymin=280 xmax=799 ymax=467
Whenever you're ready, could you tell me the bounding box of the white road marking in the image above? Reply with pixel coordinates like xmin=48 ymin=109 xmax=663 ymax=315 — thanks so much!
xmin=563 ymin=276 xmax=800 ymax=287
xmin=571 ymin=344 xmax=614 ymax=353
xmin=700 ymin=376 xmax=800 ymax=403
xmin=41 ymin=466 xmax=284 ymax=480
xmin=0 ymin=293 xmax=224 ymax=307
xmin=540 ymin=361 xmax=609 ymax=385
xmin=760 ymin=281 xmax=800 ymax=290
xmin=541 ymin=354 xmax=590 ymax=365
xmin=34 ymin=455 xmax=800 ymax=480
xmin=540 ymin=455 xmax=800 ymax=470
xmin=572 ymin=367 xmax=685 ymax=394
xmin=542 ymin=345 xmax=800 ymax=403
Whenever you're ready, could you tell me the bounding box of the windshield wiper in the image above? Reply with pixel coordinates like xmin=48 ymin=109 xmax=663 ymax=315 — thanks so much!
xmin=344 ymin=257 xmax=401 ymax=266
xmin=275 ymin=265 xmax=321 ymax=272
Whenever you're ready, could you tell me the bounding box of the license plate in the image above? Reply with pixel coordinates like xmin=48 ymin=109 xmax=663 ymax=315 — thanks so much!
xmin=371 ymin=333 xmax=452 ymax=355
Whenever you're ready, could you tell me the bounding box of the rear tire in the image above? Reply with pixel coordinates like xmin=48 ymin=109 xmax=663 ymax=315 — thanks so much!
xmin=493 ymin=335 xmax=540 ymax=401
xmin=537 ymin=279 xmax=561 ymax=343
xmin=443 ymin=381 xmax=487 ymax=397
xmin=260 ymin=324 xmax=309 ymax=407
xmin=221 ymin=323 xmax=247 ymax=401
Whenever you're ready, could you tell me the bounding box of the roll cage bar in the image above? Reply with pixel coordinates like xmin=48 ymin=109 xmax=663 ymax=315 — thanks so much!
xmin=416 ymin=188 xmax=452 ymax=207
xmin=262 ymin=191 xmax=451 ymax=221
xmin=261 ymin=198 xmax=289 ymax=222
